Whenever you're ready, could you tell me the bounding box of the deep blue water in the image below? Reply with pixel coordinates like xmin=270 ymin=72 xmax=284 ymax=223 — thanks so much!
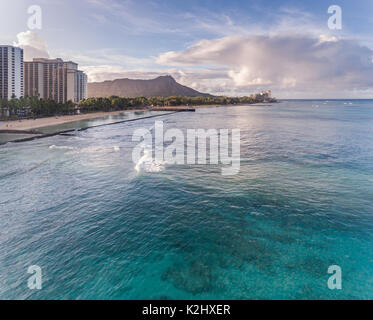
xmin=0 ymin=100 xmax=372 ymax=300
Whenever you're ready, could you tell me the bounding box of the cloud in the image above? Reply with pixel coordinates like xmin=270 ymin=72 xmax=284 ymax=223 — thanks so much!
xmin=13 ymin=31 xmax=49 ymax=61
xmin=81 ymin=65 xmax=165 ymax=82
xmin=50 ymin=48 xmax=153 ymax=68
xmin=157 ymin=34 xmax=373 ymax=96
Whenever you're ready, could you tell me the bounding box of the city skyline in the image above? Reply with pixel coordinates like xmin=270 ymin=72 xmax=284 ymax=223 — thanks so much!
xmin=1 ymin=0 xmax=373 ymax=98
xmin=0 ymin=47 xmax=87 ymax=103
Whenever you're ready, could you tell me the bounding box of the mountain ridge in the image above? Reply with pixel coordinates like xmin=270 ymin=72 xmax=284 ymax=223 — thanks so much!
xmin=87 ymin=75 xmax=211 ymax=98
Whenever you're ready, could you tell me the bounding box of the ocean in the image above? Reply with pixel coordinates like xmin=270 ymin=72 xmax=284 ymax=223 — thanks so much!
xmin=0 ymin=100 xmax=372 ymax=299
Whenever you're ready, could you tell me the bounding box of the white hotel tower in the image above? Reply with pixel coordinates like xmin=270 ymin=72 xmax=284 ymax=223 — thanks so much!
xmin=0 ymin=45 xmax=24 ymax=100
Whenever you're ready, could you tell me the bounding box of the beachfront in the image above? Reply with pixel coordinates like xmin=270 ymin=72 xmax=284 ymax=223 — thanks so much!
xmin=0 ymin=106 xmax=206 ymax=132
xmin=0 ymin=110 xmax=143 ymax=131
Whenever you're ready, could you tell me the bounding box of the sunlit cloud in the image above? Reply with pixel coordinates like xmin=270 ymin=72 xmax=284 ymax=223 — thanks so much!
xmin=157 ymin=34 xmax=373 ymax=97
xmin=13 ymin=31 xmax=49 ymax=61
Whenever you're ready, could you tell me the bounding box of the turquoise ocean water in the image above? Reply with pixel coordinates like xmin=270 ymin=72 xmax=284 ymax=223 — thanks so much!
xmin=0 ymin=100 xmax=372 ymax=299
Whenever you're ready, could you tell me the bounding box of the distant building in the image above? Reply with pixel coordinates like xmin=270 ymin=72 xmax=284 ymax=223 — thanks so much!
xmin=24 ymin=58 xmax=87 ymax=103
xmin=261 ymin=90 xmax=272 ymax=100
xmin=251 ymin=90 xmax=273 ymax=101
xmin=0 ymin=45 xmax=24 ymax=99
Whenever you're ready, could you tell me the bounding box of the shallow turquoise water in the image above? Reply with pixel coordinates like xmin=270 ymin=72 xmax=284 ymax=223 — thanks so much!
xmin=0 ymin=101 xmax=372 ymax=300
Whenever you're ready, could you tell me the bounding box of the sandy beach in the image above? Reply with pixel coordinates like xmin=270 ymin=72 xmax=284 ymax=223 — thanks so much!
xmin=0 ymin=105 xmax=220 ymax=132
xmin=0 ymin=110 xmax=145 ymax=131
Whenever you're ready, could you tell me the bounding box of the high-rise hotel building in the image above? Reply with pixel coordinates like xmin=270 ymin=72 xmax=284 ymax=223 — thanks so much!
xmin=65 ymin=61 xmax=88 ymax=103
xmin=0 ymin=46 xmax=24 ymax=99
xmin=24 ymin=58 xmax=87 ymax=103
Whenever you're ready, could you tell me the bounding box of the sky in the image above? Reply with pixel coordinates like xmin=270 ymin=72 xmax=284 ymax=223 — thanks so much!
xmin=1 ymin=0 xmax=373 ymax=98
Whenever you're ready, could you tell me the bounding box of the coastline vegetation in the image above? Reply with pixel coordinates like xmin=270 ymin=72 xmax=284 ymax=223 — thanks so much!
xmin=0 ymin=95 xmax=275 ymax=120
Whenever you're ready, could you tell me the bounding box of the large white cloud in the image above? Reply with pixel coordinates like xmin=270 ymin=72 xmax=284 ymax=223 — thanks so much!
xmin=157 ymin=34 xmax=373 ymax=97
xmin=13 ymin=31 xmax=49 ymax=61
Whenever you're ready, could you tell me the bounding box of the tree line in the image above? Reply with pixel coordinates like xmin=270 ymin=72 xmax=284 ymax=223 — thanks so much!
xmin=0 ymin=95 xmax=273 ymax=120
xmin=0 ymin=96 xmax=76 ymax=120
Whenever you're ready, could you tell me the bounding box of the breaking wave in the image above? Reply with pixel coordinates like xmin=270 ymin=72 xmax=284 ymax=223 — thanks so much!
xmin=135 ymin=148 xmax=166 ymax=173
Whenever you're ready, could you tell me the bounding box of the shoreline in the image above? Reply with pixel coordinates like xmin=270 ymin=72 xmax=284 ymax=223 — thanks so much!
xmin=0 ymin=109 xmax=145 ymax=131
xmin=0 ymin=106 xmax=208 ymax=132
xmin=0 ymin=111 xmax=182 ymax=146
xmin=0 ymin=103 xmax=266 ymax=133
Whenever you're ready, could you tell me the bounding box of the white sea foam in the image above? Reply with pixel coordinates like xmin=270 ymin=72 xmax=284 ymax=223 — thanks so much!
xmin=49 ymin=145 xmax=75 ymax=150
xmin=134 ymin=124 xmax=166 ymax=173
xmin=50 ymin=145 xmax=120 ymax=154
xmin=135 ymin=147 xmax=166 ymax=173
